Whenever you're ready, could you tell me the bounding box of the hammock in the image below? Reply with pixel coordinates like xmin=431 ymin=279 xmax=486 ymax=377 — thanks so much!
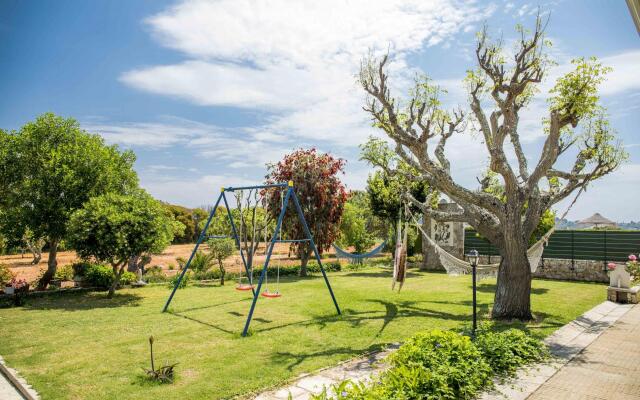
xmin=406 ymin=206 xmax=554 ymax=280
xmin=332 ymin=241 xmax=387 ymax=264
xmin=392 ymin=209 xmax=408 ymax=292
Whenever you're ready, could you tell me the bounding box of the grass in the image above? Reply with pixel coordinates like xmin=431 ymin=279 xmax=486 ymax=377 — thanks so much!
xmin=0 ymin=267 xmax=605 ymax=400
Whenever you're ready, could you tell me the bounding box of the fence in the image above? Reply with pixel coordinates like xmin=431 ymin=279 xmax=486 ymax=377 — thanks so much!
xmin=464 ymin=229 xmax=640 ymax=265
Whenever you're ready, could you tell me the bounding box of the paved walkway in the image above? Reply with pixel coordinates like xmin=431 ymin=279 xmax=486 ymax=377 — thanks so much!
xmin=481 ymin=301 xmax=634 ymax=400
xmin=528 ymin=302 xmax=640 ymax=400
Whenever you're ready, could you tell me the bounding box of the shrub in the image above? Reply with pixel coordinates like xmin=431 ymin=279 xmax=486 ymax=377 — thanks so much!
xmin=388 ymin=330 xmax=493 ymax=399
xmin=71 ymin=261 xmax=93 ymax=277
xmin=0 ymin=265 xmax=15 ymax=286
xmin=169 ymin=272 xmax=190 ymax=289
xmin=84 ymin=264 xmax=114 ymax=288
xmin=54 ymin=265 xmax=74 ymax=281
xmin=120 ymin=271 xmax=137 ymax=285
xmin=474 ymin=326 xmax=548 ymax=376
xmin=144 ymin=266 xmax=168 ymax=283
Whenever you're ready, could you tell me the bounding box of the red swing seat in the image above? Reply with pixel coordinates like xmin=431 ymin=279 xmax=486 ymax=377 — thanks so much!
xmin=261 ymin=291 xmax=282 ymax=298
xmin=235 ymin=284 xmax=254 ymax=291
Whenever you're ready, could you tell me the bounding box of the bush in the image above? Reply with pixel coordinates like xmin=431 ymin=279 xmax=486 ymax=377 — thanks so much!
xmin=322 ymin=327 xmax=548 ymax=400
xmin=144 ymin=266 xmax=168 ymax=283
xmin=0 ymin=265 xmax=15 ymax=286
xmin=54 ymin=265 xmax=74 ymax=281
xmin=474 ymin=326 xmax=548 ymax=376
xmin=169 ymin=272 xmax=190 ymax=289
xmin=71 ymin=261 xmax=93 ymax=277
xmin=84 ymin=264 xmax=114 ymax=288
xmin=120 ymin=271 xmax=137 ymax=285
xmin=387 ymin=330 xmax=493 ymax=399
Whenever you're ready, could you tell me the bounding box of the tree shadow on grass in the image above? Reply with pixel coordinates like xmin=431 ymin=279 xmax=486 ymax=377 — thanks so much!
xmin=272 ymin=343 xmax=387 ymax=371
xmin=172 ymin=298 xmax=250 ymax=314
xmin=22 ymin=292 xmax=143 ymax=311
xmin=165 ymin=311 xmax=236 ymax=335
xmin=472 ymin=282 xmax=549 ymax=295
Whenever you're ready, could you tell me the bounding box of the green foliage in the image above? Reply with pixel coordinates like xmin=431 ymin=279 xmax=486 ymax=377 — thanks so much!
xmin=163 ymin=203 xmax=203 ymax=244
xmin=84 ymin=264 xmax=116 ymax=289
xmin=54 ymin=265 xmax=74 ymax=281
xmin=143 ymin=266 xmax=169 ymax=283
xmin=68 ymin=191 xmax=176 ymax=267
xmin=326 ymin=328 xmax=548 ymax=400
xmin=186 ymin=251 xmax=217 ymax=273
xmin=474 ymin=325 xmax=549 ymax=376
xmin=207 ymin=239 xmax=235 ymax=264
xmin=0 ymin=265 xmax=14 ymax=286
xmin=169 ymin=272 xmax=190 ymax=289
xmin=338 ymin=193 xmax=376 ymax=253
xmin=387 ymin=330 xmax=492 ymax=399
xmin=0 ymin=112 xmax=138 ymax=250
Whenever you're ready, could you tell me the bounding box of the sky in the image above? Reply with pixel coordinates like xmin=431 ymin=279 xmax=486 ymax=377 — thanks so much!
xmin=0 ymin=0 xmax=638 ymax=221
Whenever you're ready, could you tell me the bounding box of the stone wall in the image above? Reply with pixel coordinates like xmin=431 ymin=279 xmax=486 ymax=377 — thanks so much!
xmin=474 ymin=255 xmax=609 ymax=283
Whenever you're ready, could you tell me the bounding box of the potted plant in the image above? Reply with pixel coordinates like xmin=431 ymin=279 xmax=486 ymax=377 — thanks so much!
xmin=5 ymin=278 xmax=29 ymax=295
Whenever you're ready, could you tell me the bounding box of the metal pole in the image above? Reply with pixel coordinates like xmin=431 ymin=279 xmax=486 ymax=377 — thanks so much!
xmin=163 ymin=192 xmax=224 ymax=312
xmin=472 ymin=258 xmax=477 ymax=338
xmin=290 ymin=187 xmax=341 ymax=316
xmin=241 ymin=187 xmax=291 ymax=337
xmin=221 ymin=192 xmax=255 ymax=296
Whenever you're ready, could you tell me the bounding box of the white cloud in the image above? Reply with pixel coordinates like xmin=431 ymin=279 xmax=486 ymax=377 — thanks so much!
xmin=122 ymin=0 xmax=496 ymax=148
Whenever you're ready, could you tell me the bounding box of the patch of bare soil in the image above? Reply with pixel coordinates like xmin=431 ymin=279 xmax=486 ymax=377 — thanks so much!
xmin=1 ymin=242 xmax=342 ymax=282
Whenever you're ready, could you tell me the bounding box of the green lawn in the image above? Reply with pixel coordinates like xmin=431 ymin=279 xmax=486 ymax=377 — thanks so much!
xmin=0 ymin=268 xmax=605 ymax=400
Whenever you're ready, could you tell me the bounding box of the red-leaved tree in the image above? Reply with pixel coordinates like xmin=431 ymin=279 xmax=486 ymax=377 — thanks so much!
xmin=265 ymin=148 xmax=347 ymax=276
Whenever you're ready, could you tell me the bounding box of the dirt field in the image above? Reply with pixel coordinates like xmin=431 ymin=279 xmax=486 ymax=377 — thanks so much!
xmin=2 ymin=242 xmax=343 ymax=283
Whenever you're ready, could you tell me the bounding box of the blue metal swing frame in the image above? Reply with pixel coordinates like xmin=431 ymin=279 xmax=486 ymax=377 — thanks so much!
xmin=162 ymin=181 xmax=341 ymax=336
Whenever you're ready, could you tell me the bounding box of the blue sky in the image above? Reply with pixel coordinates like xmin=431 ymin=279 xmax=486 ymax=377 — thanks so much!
xmin=1 ymin=0 xmax=639 ymax=221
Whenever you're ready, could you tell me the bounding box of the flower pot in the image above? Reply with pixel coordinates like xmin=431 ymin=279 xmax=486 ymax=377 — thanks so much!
xmin=4 ymin=286 xmax=14 ymax=295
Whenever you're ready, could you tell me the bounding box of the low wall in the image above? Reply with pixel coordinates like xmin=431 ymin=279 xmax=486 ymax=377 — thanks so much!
xmin=473 ymin=255 xmax=609 ymax=283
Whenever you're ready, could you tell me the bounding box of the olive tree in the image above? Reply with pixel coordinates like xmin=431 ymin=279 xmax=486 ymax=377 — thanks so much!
xmin=0 ymin=113 xmax=138 ymax=289
xmin=359 ymin=17 xmax=626 ymax=320
xmin=67 ymin=191 xmax=176 ymax=298
xmin=207 ymin=238 xmax=236 ymax=285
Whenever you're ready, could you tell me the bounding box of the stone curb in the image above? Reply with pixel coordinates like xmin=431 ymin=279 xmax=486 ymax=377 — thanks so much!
xmin=0 ymin=356 xmax=39 ymax=400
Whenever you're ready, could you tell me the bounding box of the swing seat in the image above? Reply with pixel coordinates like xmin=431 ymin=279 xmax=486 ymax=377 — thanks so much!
xmin=261 ymin=291 xmax=281 ymax=298
xmin=235 ymin=284 xmax=254 ymax=291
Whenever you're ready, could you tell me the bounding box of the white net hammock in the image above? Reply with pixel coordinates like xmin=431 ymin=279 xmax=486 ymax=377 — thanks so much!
xmin=406 ymin=207 xmax=555 ymax=280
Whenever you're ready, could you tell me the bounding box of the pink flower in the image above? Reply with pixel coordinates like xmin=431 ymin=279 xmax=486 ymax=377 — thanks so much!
xmin=629 ymin=254 xmax=637 ymax=261
xmin=607 ymin=263 xmax=616 ymax=271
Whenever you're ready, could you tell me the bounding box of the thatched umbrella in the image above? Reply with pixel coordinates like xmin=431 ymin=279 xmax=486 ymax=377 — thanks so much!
xmin=578 ymin=213 xmax=617 ymax=228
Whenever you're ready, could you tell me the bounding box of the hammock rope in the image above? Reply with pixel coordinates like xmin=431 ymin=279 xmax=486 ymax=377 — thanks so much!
xmin=402 ymin=182 xmax=587 ymax=280
xmin=332 ymin=241 xmax=387 ymax=263
xmin=405 ymin=205 xmax=554 ymax=280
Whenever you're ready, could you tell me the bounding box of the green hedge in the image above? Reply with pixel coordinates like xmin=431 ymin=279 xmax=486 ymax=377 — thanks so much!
xmin=314 ymin=327 xmax=548 ymax=400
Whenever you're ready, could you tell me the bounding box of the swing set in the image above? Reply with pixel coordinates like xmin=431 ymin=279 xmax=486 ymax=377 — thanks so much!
xmin=162 ymin=181 xmax=341 ymax=337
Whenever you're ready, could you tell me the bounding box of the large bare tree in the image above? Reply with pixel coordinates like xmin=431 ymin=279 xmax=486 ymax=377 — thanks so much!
xmin=359 ymin=16 xmax=626 ymax=320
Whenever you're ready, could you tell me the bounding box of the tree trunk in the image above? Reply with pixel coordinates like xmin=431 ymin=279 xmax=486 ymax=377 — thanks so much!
xmin=299 ymin=247 xmax=310 ymax=277
xmin=37 ymin=240 xmax=58 ymax=290
xmin=108 ymin=264 xmax=125 ymax=298
xmin=492 ymin=224 xmax=533 ymax=320
xmin=218 ymin=261 xmax=225 ymax=285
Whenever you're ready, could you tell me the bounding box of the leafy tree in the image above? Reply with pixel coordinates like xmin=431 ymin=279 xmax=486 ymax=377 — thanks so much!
xmin=338 ymin=192 xmax=376 ymax=253
xmin=361 ymin=138 xmax=435 ymax=265
xmin=0 ymin=113 xmax=138 ymax=289
xmin=207 ymin=238 xmax=236 ymax=285
xmin=359 ymin=16 xmax=626 ymax=319
xmin=163 ymin=203 xmax=204 ymax=244
xmin=67 ymin=191 xmax=176 ymax=298
xmin=265 ymin=148 xmax=348 ymax=276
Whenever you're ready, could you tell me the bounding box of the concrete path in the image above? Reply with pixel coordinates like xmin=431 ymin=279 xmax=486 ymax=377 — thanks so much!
xmin=254 ymin=344 xmax=399 ymax=400
xmin=0 ymin=356 xmax=39 ymax=400
xmin=481 ymin=301 xmax=635 ymax=400
xmin=528 ymin=302 xmax=640 ymax=400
